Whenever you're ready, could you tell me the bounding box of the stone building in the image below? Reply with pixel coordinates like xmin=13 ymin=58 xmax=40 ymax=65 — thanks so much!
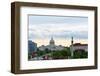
xmin=70 ymin=37 xmax=88 ymax=57
xmin=39 ymin=37 xmax=64 ymax=51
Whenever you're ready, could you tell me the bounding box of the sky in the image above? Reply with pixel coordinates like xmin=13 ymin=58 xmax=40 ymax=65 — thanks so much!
xmin=28 ymin=15 xmax=88 ymax=47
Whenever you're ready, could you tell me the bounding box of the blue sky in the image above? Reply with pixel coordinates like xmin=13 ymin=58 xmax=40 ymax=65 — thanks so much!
xmin=28 ymin=15 xmax=88 ymax=40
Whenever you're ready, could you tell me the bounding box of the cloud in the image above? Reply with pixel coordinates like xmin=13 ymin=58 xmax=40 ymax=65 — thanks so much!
xmin=28 ymin=15 xmax=88 ymax=40
xmin=28 ymin=23 xmax=88 ymax=40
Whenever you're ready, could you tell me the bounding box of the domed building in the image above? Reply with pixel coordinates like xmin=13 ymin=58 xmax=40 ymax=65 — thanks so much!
xmin=50 ymin=37 xmax=55 ymax=45
xmin=39 ymin=37 xmax=64 ymax=51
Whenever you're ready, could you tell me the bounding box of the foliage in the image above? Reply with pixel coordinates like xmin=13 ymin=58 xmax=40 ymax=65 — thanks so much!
xmin=37 ymin=51 xmax=46 ymax=56
xmin=51 ymin=48 xmax=71 ymax=59
xmin=73 ymin=49 xmax=88 ymax=58
xmin=32 ymin=47 xmax=88 ymax=60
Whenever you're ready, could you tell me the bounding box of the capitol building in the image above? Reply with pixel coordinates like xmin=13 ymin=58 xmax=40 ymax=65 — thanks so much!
xmin=38 ymin=37 xmax=65 ymax=51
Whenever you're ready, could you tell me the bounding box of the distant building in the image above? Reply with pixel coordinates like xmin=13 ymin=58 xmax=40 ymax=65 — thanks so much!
xmin=72 ymin=43 xmax=88 ymax=52
xmin=70 ymin=37 xmax=88 ymax=57
xmin=39 ymin=37 xmax=64 ymax=51
xmin=28 ymin=40 xmax=37 ymax=54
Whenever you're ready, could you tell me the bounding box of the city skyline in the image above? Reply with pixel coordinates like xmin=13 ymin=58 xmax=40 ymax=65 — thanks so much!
xmin=29 ymin=38 xmax=88 ymax=47
xmin=28 ymin=15 xmax=88 ymax=47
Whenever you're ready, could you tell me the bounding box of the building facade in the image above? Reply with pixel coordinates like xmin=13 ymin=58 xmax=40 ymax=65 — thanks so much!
xmin=70 ymin=37 xmax=88 ymax=57
xmin=70 ymin=37 xmax=88 ymax=54
xmin=28 ymin=40 xmax=37 ymax=54
xmin=72 ymin=43 xmax=88 ymax=52
xmin=39 ymin=37 xmax=65 ymax=51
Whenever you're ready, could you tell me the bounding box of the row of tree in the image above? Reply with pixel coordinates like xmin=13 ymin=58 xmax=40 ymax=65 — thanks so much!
xmin=36 ymin=47 xmax=88 ymax=59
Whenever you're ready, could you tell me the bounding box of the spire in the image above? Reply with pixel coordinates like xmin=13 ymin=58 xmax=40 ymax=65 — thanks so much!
xmin=71 ymin=36 xmax=74 ymax=57
xmin=71 ymin=36 xmax=73 ymax=44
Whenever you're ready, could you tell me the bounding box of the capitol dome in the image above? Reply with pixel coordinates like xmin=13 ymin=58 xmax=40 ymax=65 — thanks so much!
xmin=39 ymin=37 xmax=64 ymax=51
xmin=50 ymin=37 xmax=55 ymax=45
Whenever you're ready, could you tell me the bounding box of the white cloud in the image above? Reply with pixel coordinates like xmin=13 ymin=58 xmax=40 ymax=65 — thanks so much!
xmin=28 ymin=23 xmax=88 ymax=39
xmin=29 ymin=23 xmax=87 ymax=32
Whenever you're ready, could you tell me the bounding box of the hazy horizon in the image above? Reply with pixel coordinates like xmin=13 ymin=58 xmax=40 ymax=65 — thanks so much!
xmin=29 ymin=38 xmax=88 ymax=47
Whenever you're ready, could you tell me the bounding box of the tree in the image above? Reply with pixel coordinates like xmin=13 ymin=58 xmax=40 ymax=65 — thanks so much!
xmin=51 ymin=51 xmax=62 ymax=59
xmin=37 ymin=51 xmax=45 ymax=56
xmin=51 ymin=48 xmax=71 ymax=59
xmin=73 ymin=49 xmax=88 ymax=58
xmin=45 ymin=48 xmax=51 ymax=53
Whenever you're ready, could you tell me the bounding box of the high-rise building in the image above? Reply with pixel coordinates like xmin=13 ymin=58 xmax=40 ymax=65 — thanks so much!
xmin=28 ymin=40 xmax=37 ymax=54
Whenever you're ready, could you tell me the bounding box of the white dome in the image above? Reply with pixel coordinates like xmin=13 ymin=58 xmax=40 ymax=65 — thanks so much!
xmin=50 ymin=37 xmax=55 ymax=45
